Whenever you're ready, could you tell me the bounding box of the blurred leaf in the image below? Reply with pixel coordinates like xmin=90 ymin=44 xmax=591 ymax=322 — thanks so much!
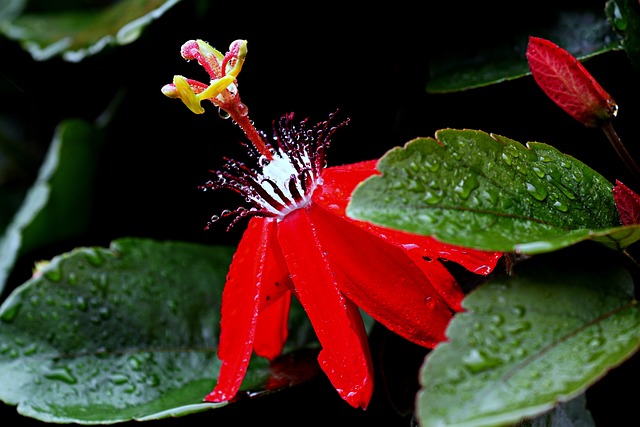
xmin=0 ymin=0 xmax=182 ymax=62
xmin=519 ymin=394 xmax=595 ymax=427
xmin=0 ymin=238 xmax=320 ymax=423
xmin=427 ymin=6 xmax=622 ymax=93
xmin=0 ymin=114 xmax=40 ymax=233
xmin=346 ymin=129 xmax=630 ymax=255
xmin=416 ymin=249 xmax=640 ymax=427
xmin=0 ymin=118 xmax=103 ymax=296
xmin=606 ymin=0 xmax=640 ymax=71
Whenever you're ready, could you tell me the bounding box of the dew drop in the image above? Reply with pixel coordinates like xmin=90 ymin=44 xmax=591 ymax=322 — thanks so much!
xmin=109 ymin=373 xmax=129 ymax=385
xmin=146 ymin=373 xmax=161 ymax=387
xmin=84 ymin=249 xmax=105 ymax=267
xmin=454 ymin=175 xmax=479 ymax=200
xmin=553 ymin=201 xmax=569 ymax=212
xmin=407 ymin=179 xmax=425 ymax=193
xmin=462 ymin=348 xmax=501 ymax=373
xmin=511 ymin=305 xmax=526 ymax=317
xmin=539 ymin=155 xmax=552 ymax=163
xmin=505 ymin=145 xmax=520 ymax=158
xmin=423 ymin=190 xmax=443 ymax=205
xmin=506 ymin=321 xmax=531 ymax=334
xmin=532 ymin=166 xmax=545 ymax=178
xmin=556 ymin=184 xmax=576 ymax=200
xmin=525 ymin=182 xmax=547 ymax=201
xmin=501 ymin=152 xmax=512 ymax=165
xmin=490 ymin=314 xmax=504 ymax=325
xmin=0 ymin=301 xmax=22 ymax=323
xmin=424 ymin=159 xmax=439 ymax=172
xmin=589 ymin=336 xmax=605 ymax=348
xmin=76 ymin=296 xmax=88 ymax=311
xmin=217 ymin=107 xmax=230 ymax=119
xmin=98 ymin=306 xmax=111 ymax=320
xmin=44 ymin=267 xmax=63 ymax=283
xmin=44 ymin=366 xmax=78 ymax=384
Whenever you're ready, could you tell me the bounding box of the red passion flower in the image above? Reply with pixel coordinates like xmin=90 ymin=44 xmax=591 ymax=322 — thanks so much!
xmin=162 ymin=39 xmax=503 ymax=409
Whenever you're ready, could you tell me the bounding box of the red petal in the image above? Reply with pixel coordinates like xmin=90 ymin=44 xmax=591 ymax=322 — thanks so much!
xmin=315 ymin=160 xmax=502 ymax=310
xmin=254 ymin=289 xmax=292 ymax=361
xmin=206 ymin=217 xmax=289 ymax=402
xmin=313 ymin=160 xmax=379 ymax=215
xmin=613 ymin=180 xmax=640 ymax=225
xmin=526 ymin=36 xmax=617 ymax=128
xmin=309 ymin=203 xmax=454 ymax=348
xmin=277 ymin=209 xmax=374 ymax=409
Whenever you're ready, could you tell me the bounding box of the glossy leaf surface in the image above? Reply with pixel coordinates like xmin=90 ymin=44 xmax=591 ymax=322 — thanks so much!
xmin=427 ymin=6 xmax=621 ymax=93
xmin=417 ymin=249 xmax=640 ymax=427
xmin=347 ymin=129 xmax=630 ymax=254
xmin=0 ymin=238 xmax=317 ymax=423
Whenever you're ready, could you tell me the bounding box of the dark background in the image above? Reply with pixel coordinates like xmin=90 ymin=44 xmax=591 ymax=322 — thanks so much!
xmin=1 ymin=0 xmax=639 ymax=425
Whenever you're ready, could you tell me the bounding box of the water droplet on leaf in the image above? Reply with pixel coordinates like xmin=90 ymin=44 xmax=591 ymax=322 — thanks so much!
xmin=44 ymin=366 xmax=77 ymax=384
xmin=0 ymin=301 xmax=22 ymax=323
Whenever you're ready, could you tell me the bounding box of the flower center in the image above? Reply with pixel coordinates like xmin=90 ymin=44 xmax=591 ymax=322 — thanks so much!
xmin=202 ymin=111 xmax=347 ymax=230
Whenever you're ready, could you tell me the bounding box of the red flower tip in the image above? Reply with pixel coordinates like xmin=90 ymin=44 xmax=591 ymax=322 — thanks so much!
xmin=613 ymin=180 xmax=640 ymax=225
xmin=526 ymin=36 xmax=618 ymax=128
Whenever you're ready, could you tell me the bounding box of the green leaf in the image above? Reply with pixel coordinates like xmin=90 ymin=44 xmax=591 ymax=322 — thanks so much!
xmin=0 ymin=0 xmax=181 ymax=62
xmin=347 ymin=129 xmax=626 ymax=255
xmin=0 ymin=118 xmax=104 ymax=295
xmin=606 ymin=0 xmax=640 ymax=72
xmin=416 ymin=248 xmax=640 ymax=427
xmin=427 ymin=6 xmax=622 ymax=93
xmin=0 ymin=238 xmax=319 ymax=423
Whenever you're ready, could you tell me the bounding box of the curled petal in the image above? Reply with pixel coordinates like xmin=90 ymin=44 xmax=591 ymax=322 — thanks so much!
xmin=526 ymin=36 xmax=617 ymax=128
xmin=277 ymin=209 xmax=374 ymax=409
xmin=309 ymin=203 xmax=454 ymax=348
xmin=206 ymin=217 xmax=286 ymax=402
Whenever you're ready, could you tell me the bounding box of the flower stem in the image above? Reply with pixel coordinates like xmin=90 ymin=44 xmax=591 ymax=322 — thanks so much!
xmin=233 ymin=113 xmax=274 ymax=161
xmin=601 ymin=120 xmax=640 ymax=183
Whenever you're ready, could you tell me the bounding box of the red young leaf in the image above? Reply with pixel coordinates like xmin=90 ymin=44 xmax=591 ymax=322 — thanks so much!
xmin=526 ymin=36 xmax=618 ymax=128
xmin=613 ymin=180 xmax=640 ymax=225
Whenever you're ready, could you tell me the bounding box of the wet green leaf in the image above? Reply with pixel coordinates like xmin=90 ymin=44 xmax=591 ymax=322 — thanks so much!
xmin=416 ymin=249 xmax=640 ymax=427
xmin=347 ymin=129 xmax=627 ymax=255
xmin=0 ymin=118 xmax=104 ymax=295
xmin=427 ymin=6 xmax=621 ymax=93
xmin=0 ymin=0 xmax=181 ymax=62
xmin=0 ymin=238 xmax=319 ymax=423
